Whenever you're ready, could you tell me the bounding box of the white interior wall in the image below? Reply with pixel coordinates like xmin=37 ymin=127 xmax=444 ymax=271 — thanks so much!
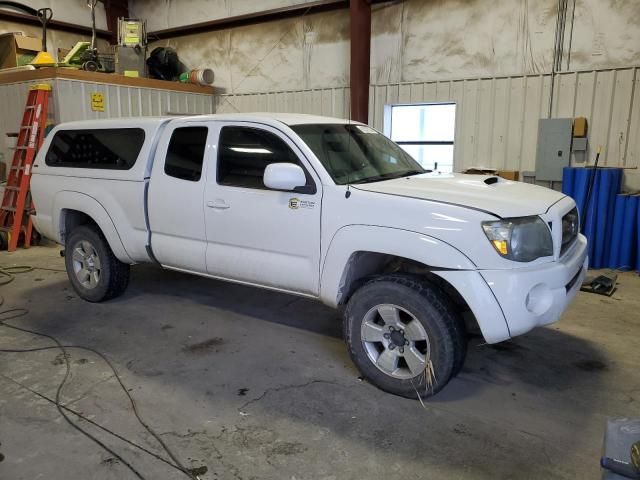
xmin=1 ymin=0 xmax=107 ymax=29
xmin=146 ymin=9 xmax=350 ymax=94
xmin=371 ymin=0 xmax=640 ymax=83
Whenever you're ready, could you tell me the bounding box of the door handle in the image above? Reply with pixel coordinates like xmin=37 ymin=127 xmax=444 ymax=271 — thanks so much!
xmin=207 ymin=200 xmax=229 ymax=209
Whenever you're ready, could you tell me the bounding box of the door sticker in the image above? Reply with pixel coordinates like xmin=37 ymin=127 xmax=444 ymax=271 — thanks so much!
xmin=289 ymin=198 xmax=315 ymax=210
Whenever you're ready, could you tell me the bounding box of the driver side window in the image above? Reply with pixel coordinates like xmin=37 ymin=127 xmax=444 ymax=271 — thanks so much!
xmin=217 ymin=126 xmax=310 ymax=190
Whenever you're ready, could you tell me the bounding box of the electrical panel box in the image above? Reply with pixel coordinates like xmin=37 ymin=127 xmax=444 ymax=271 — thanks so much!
xmin=114 ymin=46 xmax=146 ymax=77
xmin=535 ymin=118 xmax=572 ymax=182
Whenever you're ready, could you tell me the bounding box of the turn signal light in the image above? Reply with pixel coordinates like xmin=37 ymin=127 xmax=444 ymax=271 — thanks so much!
xmin=491 ymin=240 xmax=508 ymax=256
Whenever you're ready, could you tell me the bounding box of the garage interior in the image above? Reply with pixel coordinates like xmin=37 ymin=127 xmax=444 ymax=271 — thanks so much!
xmin=1 ymin=1 xmax=639 ymax=479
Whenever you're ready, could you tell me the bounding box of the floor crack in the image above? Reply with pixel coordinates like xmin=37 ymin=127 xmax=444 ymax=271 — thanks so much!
xmin=237 ymin=379 xmax=343 ymax=413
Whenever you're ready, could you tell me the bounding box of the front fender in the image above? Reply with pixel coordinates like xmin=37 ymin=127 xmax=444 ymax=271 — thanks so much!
xmin=53 ymin=191 xmax=132 ymax=263
xmin=319 ymin=225 xmax=475 ymax=307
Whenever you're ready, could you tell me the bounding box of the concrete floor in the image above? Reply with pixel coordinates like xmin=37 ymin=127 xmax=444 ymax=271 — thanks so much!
xmin=0 ymin=245 xmax=638 ymax=480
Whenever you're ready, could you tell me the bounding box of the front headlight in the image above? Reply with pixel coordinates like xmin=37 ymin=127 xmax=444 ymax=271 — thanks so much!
xmin=482 ymin=216 xmax=553 ymax=262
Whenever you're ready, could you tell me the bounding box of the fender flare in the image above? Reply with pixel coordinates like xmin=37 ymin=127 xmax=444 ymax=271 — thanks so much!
xmin=319 ymin=224 xmax=476 ymax=307
xmin=320 ymin=224 xmax=511 ymax=343
xmin=53 ymin=190 xmax=132 ymax=263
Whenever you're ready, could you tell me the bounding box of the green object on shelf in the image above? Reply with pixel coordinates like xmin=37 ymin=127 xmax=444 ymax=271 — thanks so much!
xmin=60 ymin=41 xmax=91 ymax=66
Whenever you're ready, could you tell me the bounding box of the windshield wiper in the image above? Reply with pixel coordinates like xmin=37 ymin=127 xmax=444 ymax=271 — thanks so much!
xmin=401 ymin=169 xmax=430 ymax=177
xmin=350 ymin=169 xmax=428 ymax=185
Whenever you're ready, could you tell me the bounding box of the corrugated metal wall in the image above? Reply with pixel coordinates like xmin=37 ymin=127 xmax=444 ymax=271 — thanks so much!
xmin=213 ymin=87 xmax=351 ymax=119
xmin=53 ymin=80 xmax=213 ymax=122
xmin=368 ymin=67 xmax=640 ymax=178
xmin=212 ymin=66 xmax=640 ymax=188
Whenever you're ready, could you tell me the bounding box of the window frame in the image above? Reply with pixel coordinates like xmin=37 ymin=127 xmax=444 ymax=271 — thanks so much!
xmin=216 ymin=124 xmax=317 ymax=195
xmin=163 ymin=126 xmax=210 ymax=182
xmin=386 ymin=102 xmax=456 ymax=172
xmin=44 ymin=128 xmax=146 ymax=170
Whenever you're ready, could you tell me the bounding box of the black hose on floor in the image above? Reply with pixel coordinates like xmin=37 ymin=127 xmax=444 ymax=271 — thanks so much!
xmin=0 ymin=264 xmax=204 ymax=479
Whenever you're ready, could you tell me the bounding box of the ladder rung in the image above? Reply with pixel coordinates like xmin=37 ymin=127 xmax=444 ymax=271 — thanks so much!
xmin=13 ymin=146 xmax=29 ymax=150
xmin=10 ymin=166 xmax=25 ymax=171
xmin=24 ymin=106 xmax=36 ymax=110
xmin=20 ymin=126 xmax=32 ymax=130
xmin=2 ymin=207 xmax=17 ymax=212
xmin=4 ymin=186 xmax=20 ymax=191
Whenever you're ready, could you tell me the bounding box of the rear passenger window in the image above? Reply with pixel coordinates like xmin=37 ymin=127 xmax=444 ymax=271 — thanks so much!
xmin=45 ymin=128 xmax=145 ymax=169
xmin=217 ymin=126 xmax=303 ymax=189
xmin=164 ymin=127 xmax=208 ymax=182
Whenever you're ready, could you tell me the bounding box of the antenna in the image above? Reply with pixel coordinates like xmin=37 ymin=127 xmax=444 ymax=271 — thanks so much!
xmin=345 ymin=91 xmax=353 ymax=198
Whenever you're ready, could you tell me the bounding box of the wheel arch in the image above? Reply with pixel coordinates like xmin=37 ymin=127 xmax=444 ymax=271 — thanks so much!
xmin=320 ymin=225 xmax=475 ymax=306
xmin=320 ymin=225 xmax=510 ymax=343
xmin=55 ymin=191 xmax=132 ymax=263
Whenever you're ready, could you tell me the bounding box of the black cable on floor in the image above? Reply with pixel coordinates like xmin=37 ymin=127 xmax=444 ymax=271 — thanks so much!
xmin=0 ymin=265 xmax=203 ymax=479
xmin=0 ymin=308 xmax=146 ymax=479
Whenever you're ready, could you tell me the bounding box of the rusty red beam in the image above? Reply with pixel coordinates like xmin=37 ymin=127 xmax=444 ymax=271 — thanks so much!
xmin=350 ymin=0 xmax=371 ymax=123
xmin=104 ymin=0 xmax=129 ymax=44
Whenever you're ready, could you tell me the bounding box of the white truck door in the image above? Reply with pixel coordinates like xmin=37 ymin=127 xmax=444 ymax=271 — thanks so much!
xmin=204 ymin=122 xmax=322 ymax=295
xmin=147 ymin=122 xmax=212 ymax=272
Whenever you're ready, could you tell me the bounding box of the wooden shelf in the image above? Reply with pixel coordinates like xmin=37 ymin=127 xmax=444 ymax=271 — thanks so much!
xmin=0 ymin=68 xmax=214 ymax=94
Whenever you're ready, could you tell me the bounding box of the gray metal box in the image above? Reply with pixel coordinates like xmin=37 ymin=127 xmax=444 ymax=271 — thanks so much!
xmin=114 ymin=45 xmax=146 ymax=77
xmin=535 ymin=118 xmax=573 ymax=182
xmin=572 ymin=137 xmax=588 ymax=152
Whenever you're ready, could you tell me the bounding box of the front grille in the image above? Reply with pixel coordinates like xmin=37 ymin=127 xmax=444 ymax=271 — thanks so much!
xmin=560 ymin=207 xmax=579 ymax=256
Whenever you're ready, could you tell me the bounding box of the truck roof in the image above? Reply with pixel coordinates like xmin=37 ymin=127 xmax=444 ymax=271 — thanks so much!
xmin=55 ymin=113 xmax=358 ymax=130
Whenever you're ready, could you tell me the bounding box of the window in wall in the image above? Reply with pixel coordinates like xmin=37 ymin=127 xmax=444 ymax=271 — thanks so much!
xmin=388 ymin=103 xmax=456 ymax=173
xmin=218 ymin=126 xmax=309 ymax=190
xmin=45 ymin=128 xmax=145 ymax=170
xmin=164 ymin=127 xmax=208 ymax=181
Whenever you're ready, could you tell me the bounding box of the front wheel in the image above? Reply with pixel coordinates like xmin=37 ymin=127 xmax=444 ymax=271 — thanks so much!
xmin=344 ymin=275 xmax=466 ymax=399
xmin=65 ymin=225 xmax=130 ymax=302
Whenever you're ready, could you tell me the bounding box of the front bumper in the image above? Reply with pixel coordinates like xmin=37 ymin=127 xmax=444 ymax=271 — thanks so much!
xmin=479 ymin=233 xmax=588 ymax=338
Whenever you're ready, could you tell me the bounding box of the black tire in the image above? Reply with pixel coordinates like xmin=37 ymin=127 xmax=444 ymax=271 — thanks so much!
xmin=344 ymin=275 xmax=466 ymax=399
xmin=65 ymin=225 xmax=130 ymax=302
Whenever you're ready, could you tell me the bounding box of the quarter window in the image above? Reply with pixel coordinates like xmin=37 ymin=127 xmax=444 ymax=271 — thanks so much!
xmin=45 ymin=128 xmax=145 ymax=169
xmin=164 ymin=127 xmax=208 ymax=181
xmin=217 ymin=126 xmax=306 ymax=190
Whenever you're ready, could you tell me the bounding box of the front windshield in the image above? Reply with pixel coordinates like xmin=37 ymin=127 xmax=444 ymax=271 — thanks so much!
xmin=291 ymin=124 xmax=427 ymax=185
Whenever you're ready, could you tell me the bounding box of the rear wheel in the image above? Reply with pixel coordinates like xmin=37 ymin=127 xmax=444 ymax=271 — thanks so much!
xmin=344 ymin=275 xmax=466 ymax=399
xmin=65 ymin=225 xmax=130 ymax=302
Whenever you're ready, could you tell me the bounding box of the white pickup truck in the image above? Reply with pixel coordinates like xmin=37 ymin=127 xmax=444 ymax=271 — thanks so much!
xmin=30 ymin=113 xmax=587 ymax=398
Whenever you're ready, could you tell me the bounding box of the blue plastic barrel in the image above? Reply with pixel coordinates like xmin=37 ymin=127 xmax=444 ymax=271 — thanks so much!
xmin=637 ymin=200 xmax=640 ymax=272
xmin=608 ymin=194 xmax=627 ymax=268
xmin=619 ymin=195 xmax=638 ymax=271
xmin=573 ymin=168 xmax=594 ymax=227
xmin=562 ymin=167 xmax=575 ymax=198
xmin=583 ymin=172 xmax=600 ymax=262
xmin=594 ymin=169 xmax=623 ymax=268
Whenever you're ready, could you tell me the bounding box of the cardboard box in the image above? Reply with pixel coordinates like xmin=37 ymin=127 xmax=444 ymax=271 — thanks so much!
xmin=463 ymin=167 xmax=497 ymax=175
xmin=573 ymin=117 xmax=588 ymax=137
xmin=463 ymin=167 xmax=519 ymax=181
xmin=0 ymin=33 xmax=41 ymax=69
xmin=497 ymin=170 xmax=519 ymax=181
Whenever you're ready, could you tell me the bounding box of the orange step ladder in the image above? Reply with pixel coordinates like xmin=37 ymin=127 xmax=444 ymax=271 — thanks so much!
xmin=0 ymin=84 xmax=51 ymax=252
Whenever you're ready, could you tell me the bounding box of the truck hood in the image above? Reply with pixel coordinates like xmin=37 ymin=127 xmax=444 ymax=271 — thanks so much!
xmin=353 ymin=172 xmax=566 ymax=218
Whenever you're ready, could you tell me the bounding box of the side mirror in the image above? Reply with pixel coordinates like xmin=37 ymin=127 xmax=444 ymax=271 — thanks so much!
xmin=263 ymin=163 xmax=306 ymax=191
